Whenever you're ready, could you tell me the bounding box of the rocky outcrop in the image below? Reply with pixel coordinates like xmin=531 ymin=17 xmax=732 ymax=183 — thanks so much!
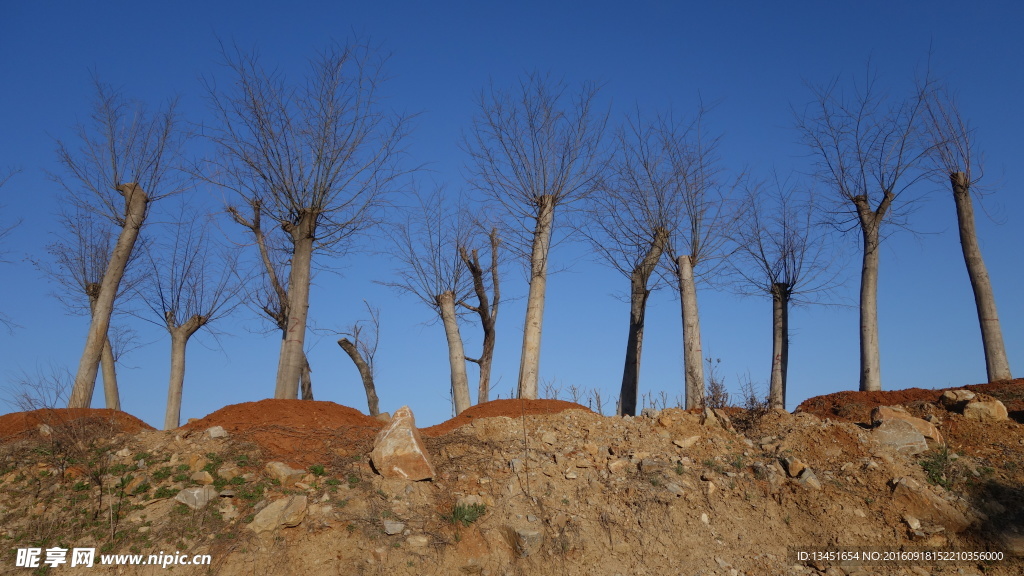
xmin=370 ymin=406 xmax=436 ymax=481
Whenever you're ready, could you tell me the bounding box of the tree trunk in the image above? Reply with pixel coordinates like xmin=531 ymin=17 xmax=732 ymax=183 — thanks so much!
xmin=164 ymin=317 xmax=204 ymax=430
xmin=460 ymin=229 xmax=500 ymax=405
xmin=300 ymin=353 xmax=314 ymax=400
xmin=769 ymin=283 xmax=790 ymax=410
xmin=619 ymin=227 xmax=668 ymax=416
xmin=100 ymin=336 xmax=120 ymax=410
xmin=276 ymin=211 xmax=316 ymax=399
xmin=858 ymin=222 xmax=882 ymax=392
xmin=951 ymin=172 xmax=1012 ymax=382
xmin=338 ymin=338 xmax=380 ymax=416
xmin=438 ymin=291 xmax=471 ymax=415
xmin=68 ymin=184 xmax=148 ymax=408
xmin=677 ymin=254 xmax=705 ymax=409
xmin=518 ymin=195 xmax=555 ymax=399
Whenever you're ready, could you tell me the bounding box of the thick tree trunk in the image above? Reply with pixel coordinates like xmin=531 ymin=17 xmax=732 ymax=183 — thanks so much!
xmin=338 ymin=338 xmax=380 ymax=416
xmin=438 ymin=291 xmax=471 ymax=415
xmin=276 ymin=212 xmax=316 ymax=399
xmin=164 ymin=317 xmax=204 ymax=430
xmin=951 ymin=172 xmax=1012 ymax=382
xmin=619 ymin=227 xmax=668 ymax=416
xmin=68 ymin=184 xmax=148 ymax=408
xmin=518 ymin=195 xmax=555 ymax=399
xmin=858 ymin=223 xmax=882 ymax=392
xmin=769 ymin=283 xmax=790 ymax=410
xmin=300 ymin=353 xmax=314 ymax=400
xmin=677 ymin=255 xmax=705 ymax=409
xmin=100 ymin=336 xmax=120 ymax=410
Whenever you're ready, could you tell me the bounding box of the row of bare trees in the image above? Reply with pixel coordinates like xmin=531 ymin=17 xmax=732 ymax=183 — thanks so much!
xmin=15 ymin=42 xmax=1011 ymax=425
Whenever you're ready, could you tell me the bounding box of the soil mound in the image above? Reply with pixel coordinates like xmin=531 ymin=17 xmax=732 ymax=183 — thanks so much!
xmin=796 ymin=379 xmax=1024 ymax=423
xmin=0 ymin=408 xmax=153 ymax=441
xmin=181 ymin=399 xmax=384 ymax=468
xmin=422 ymin=398 xmax=592 ymax=437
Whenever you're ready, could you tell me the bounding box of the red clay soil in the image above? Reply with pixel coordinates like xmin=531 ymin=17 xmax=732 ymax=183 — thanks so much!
xmin=421 ymin=398 xmax=592 ymax=437
xmin=796 ymin=379 xmax=1024 ymax=423
xmin=0 ymin=408 xmax=153 ymax=441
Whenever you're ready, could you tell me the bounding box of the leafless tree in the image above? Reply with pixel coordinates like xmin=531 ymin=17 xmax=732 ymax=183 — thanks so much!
xmin=33 ymin=206 xmax=145 ymax=409
xmin=204 ymin=40 xmax=411 ymax=400
xmin=381 ymin=187 xmax=474 ymax=414
xmin=797 ymin=66 xmax=929 ymax=392
xmin=658 ymin=106 xmax=739 ymax=409
xmin=730 ymin=176 xmax=839 ymax=409
xmin=136 ymin=207 xmax=240 ymax=429
xmin=459 ymin=226 xmax=501 ymax=404
xmin=921 ymin=84 xmax=1012 ymax=382
xmin=585 ymin=111 xmax=681 ymax=415
xmin=464 ymin=72 xmax=607 ymax=399
xmin=338 ymin=301 xmax=381 ymax=417
xmin=53 ymin=79 xmax=185 ymax=408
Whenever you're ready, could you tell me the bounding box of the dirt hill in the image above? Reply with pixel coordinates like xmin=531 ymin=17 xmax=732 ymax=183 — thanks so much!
xmin=1 ymin=381 xmax=1021 ymax=575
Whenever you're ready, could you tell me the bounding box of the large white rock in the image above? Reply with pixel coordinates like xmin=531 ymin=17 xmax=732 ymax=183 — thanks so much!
xmin=963 ymin=399 xmax=1008 ymax=421
xmin=175 ymin=486 xmax=218 ymax=510
xmin=248 ymin=495 xmax=308 ymax=533
xmin=370 ymin=406 xmax=436 ymax=481
xmin=871 ymin=406 xmax=943 ymax=443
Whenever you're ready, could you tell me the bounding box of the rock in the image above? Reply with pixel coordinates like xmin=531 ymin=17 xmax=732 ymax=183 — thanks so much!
xmin=903 ymin=514 xmax=922 ymax=531
xmin=641 ymin=408 xmax=661 ymax=419
xmin=206 ymin=425 xmax=228 ymax=439
xmin=190 ymin=470 xmax=214 ymax=485
xmin=175 ymin=486 xmax=218 ymax=510
xmin=871 ymin=419 xmax=928 ymax=455
xmin=248 ymin=495 xmax=308 ymax=533
xmin=370 ymin=406 xmax=436 ymax=481
xmin=540 ymin=431 xmax=557 ymax=445
xmin=607 ymin=459 xmax=629 ymax=474
xmin=383 ymin=520 xmax=405 ymax=535
xmin=37 ymin=424 xmax=52 ymax=436
xmin=700 ymin=407 xmax=721 ymax=428
xmin=217 ymin=464 xmax=241 ymax=481
xmin=188 ymin=454 xmax=209 ymax=472
xmin=265 ymin=462 xmax=305 ymax=486
xmin=871 ymin=406 xmax=943 ymax=443
xmin=507 ymin=527 xmax=543 ymax=557
xmin=890 ymin=477 xmax=974 ymax=533
xmin=406 ymin=534 xmax=429 ymax=549
xmin=798 ymin=468 xmax=822 ymax=490
xmin=115 ymin=448 xmax=131 ymax=458
xmin=780 ymin=456 xmax=807 ymax=478
xmin=375 ymin=412 xmax=391 ymax=422
xmin=963 ymin=399 xmax=1008 ymax=422
xmin=700 ymin=512 xmax=710 ymax=525
xmin=939 ymin=389 xmax=976 ymax=410
xmin=673 ymin=436 xmax=700 ymax=449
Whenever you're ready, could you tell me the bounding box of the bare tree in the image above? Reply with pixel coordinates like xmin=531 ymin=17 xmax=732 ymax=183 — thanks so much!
xmin=34 ymin=206 xmax=144 ymax=409
xmin=586 ymin=111 xmax=680 ymax=415
xmin=338 ymin=301 xmax=381 ymax=417
xmin=797 ymin=67 xmax=929 ymax=392
xmin=921 ymin=85 xmax=1012 ymax=382
xmin=658 ymin=106 xmax=738 ymax=409
xmin=465 ymin=72 xmax=607 ymax=399
xmin=136 ymin=207 xmax=239 ymax=429
xmin=382 ymin=188 xmax=474 ymax=414
xmin=730 ymin=176 xmax=839 ymax=409
xmin=459 ymin=226 xmax=501 ymax=404
xmin=204 ymin=40 xmax=410 ymax=399
xmin=53 ymin=80 xmax=185 ymax=408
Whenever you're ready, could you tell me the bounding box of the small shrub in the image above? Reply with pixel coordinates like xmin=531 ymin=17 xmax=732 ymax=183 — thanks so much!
xmin=154 ymin=487 xmax=176 ymax=499
xmin=325 ymin=478 xmax=341 ymax=486
xmin=152 ymin=467 xmax=173 ymax=481
xmin=309 ymin=464 xmax=326 ymax=476
xmin=920 ymin=447 xmax=959 ymax=491
xmin=444 ymin=503 xmax=486 ymax=527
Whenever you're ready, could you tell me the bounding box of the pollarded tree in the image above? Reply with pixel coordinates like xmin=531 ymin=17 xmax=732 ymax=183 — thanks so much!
xmin=34 ymin=205 xmax=144 ymax=409
xmin=204 ymin=40 xmax=410 ymax=399
xmin=55 ymin=80 xmax=185 ymax=409
xmin=586 ymin=111 xmax=680 ymax=416
xmin=730 ymin=176 xmax=839 ymax=409
xmin=659 ymin=106 xmax=739 ymax=409
xmin=921 ymin=84 xmax=1012 ymax=382
xmin=797 ymin=67 xmax=929 ymax=392
xmin=465 ymin=72 xmax=607 ymax=399
xmin=382 ymin=187 xmax=474 ymax=414
xmin=137 ymin=207 xmax=239 ymax=429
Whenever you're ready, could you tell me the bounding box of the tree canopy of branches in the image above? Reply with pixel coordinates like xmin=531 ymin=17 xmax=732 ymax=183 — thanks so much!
xmin=586 ymin=111 xmax=683 ymax=415
xmin=204 ymin=40 xmax=411 ymax=399
xmin=730 ymin=177 xmax=838 ymax=408
xmin=54 ymin=80 xmax=185 ymax=409
xmin=797 ymin=67 xmax=929 ymax=392
xmin=137 ymin=208 xmax=240 ymax=429
xmin=465 ymin=72 xmax=607 ymax=399
xmin=922 ymin=84 xmax=1012 ymax=382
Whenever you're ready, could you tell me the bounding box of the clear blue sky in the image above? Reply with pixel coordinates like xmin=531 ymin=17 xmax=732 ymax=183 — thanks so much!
xmin=1 ymin=1 xmax=1021 ymax=428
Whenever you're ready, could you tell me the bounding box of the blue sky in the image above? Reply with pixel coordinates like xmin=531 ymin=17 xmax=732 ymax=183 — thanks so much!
xmin=1 ymin=1 xmax=1021 ymax=428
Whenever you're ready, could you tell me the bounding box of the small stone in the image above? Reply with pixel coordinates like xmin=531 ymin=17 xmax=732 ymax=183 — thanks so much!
xmin=37 ymin=424 xmax=52 ymax=436
xmin=541 ymin=431 xmax=557 ymax=445
xmin=607 ymin=459 xmax=629 ymax=474
xmin=798 ymin=468 xmax=822 ymax=490
xmin=701 ymin=513 xmax=710 ymax=525
xmin=508 ymin=527 xmax=543 ymax=557
xmin=175 ymin=486 xmax=218 ymax=510
xmin=217 ymin=464 xmax=241 ymax=481
xmin=190 ymin=470 xmax=214 ymax=485
xmin=406 ymin=534 xmax=429 ymax=549
xmin=903 ymin=514 xmax=922 ymax=531
xmin=383 ymin=520 xmax=405 ymax=535
xmin=265 ymin=462 xmax=305 ymax=486
xmin=674 ymin=436 xmax=700 ymax=449
xmin=115 ymin=448 xmax=131 ymax=458
xmin=939 ymin=389 xmax=976 ymax=410
xmin=248 ymin=495 xmax=307 ymax=533
xmin=206 ymin=426 xmax=228 ymax=439
xmin=780 ymin=457 xmax=807 ymax=478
